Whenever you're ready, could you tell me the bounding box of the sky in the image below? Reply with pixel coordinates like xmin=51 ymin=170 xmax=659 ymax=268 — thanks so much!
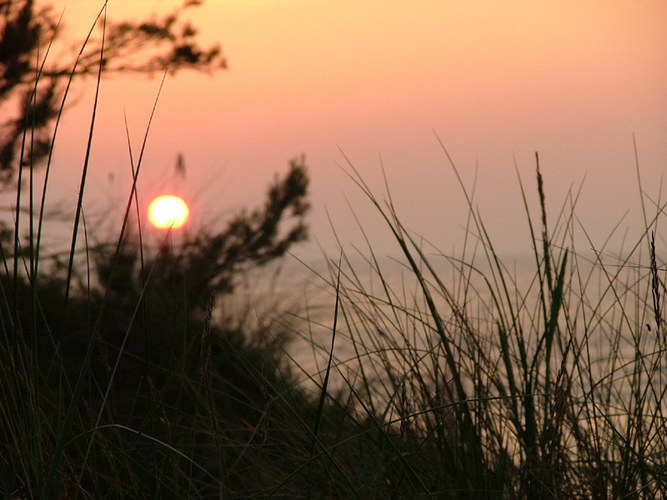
xmin=41 ymin=0 xmax=667 ymax=266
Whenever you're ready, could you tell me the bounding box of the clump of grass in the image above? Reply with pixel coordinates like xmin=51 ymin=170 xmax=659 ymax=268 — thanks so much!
xmin=302 ymin=145 xmax=667 ymax=498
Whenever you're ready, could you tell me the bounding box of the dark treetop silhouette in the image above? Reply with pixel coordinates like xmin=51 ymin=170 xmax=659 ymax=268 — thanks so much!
xmin=0 ymin=0 xmax=226 ymax=184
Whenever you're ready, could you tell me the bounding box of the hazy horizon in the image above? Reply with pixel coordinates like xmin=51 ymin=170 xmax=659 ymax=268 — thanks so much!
xmin=32 ymin=1 xmax=667 ymax=265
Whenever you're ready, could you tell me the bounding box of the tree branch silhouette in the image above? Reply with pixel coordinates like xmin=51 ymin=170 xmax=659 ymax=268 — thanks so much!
xmin=0 ymin=0 xmax=226 ymax=183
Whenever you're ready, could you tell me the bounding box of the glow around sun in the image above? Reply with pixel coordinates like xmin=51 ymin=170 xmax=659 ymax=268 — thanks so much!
xmin=148 ymin=195 xmax=189 ymax=230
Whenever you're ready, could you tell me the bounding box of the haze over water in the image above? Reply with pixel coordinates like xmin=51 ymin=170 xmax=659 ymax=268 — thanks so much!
xmin=47 ymin=1 xmax=667 ymax=265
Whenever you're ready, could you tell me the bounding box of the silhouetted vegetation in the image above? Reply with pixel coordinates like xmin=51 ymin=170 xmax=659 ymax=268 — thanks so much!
xmin=2 ymin=2 xmax=666 ymax=498
xmin=0 ymin=0 xmax=226 ymax=184
xmin=0 ymin=158 xmax=320 ymax=496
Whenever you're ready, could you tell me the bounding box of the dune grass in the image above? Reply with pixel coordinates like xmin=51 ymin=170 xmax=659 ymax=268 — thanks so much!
xmin=296 ymin=145 xmax=666 ymax=498
xmin=1 ymin=4 xmax=666 ymax=498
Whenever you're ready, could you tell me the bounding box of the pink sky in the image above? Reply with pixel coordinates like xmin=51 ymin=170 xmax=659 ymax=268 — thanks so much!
xmin=47 ymin=1 xmax=667 ymax=262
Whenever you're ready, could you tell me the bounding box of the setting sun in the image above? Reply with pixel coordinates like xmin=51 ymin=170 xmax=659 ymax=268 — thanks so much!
xmin=148 ymin=195 xmax=189 ymax=230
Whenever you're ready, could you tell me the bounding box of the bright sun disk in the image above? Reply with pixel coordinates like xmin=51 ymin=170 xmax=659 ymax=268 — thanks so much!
xmin=148 ymin=195 xmax=189 ymax=229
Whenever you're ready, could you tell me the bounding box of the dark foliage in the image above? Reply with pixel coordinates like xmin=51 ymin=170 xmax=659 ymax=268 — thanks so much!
xmin=141 ymin=156 xmax=309 ymax=309
xmin=93 ymin=157 xmax=310 ymax=375
xmin=0 ymin=0 xmax=226 ymax=184
xmin=0 ymin=159 xmax=324 ymax=497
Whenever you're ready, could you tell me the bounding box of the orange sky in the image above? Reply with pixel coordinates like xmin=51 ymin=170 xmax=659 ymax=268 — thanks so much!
xmin=46 ymin=1 xmax=667 ymax=261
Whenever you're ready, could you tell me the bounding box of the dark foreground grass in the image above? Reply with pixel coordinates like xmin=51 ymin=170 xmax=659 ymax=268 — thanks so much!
xmin=298 ymin=146 xmax=666 ymax=498
xmin=2 ymin=5 xmax=666 ymax=498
